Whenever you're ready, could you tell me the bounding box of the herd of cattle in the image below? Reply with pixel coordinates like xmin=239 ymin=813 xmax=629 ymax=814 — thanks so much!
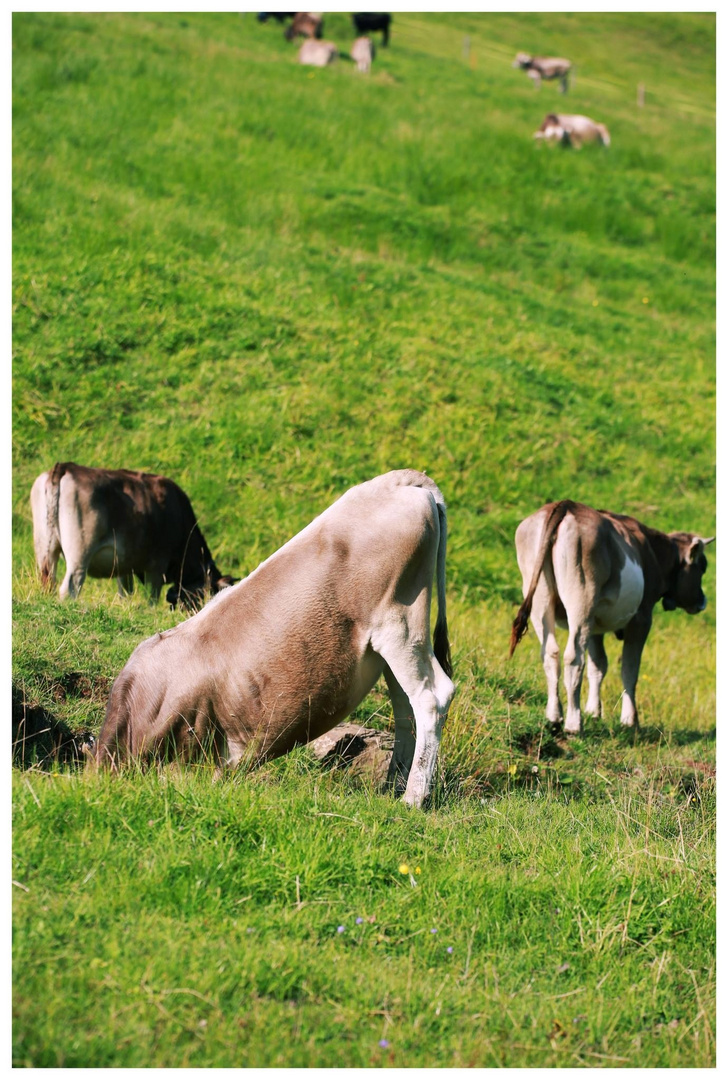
xmin=257 ymin=14 xmax=611 ymax=147
xmin=30 ymin=462 xmax=712 ymax=807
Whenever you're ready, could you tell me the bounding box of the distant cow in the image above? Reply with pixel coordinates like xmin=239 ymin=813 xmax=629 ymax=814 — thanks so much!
xmin=513 ymin=52 xmax=572 ymax=92
xmin=31 ymin=462 xmax=234 ymax=609
xmin=351 ymin=36 xmax=375 ymax=73
xmin=285 ymin=12 xmax=323 ymax=41
xmin=96 ymin=470 xmax=455 ymax=808
xmin=510 ymin=501 xmax=713 ymax=733
xmin=534 ymin=112 xmax=610 ymax=148
xmin=298 ymin=39 xmax=338 ymax=67
xmin=352 ymin=13 xmax=391 ymax=46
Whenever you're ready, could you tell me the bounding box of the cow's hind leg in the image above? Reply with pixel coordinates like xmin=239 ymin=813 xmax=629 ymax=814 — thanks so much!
xmin=376 ymin=636 xmax=454 ymax=809
xmin=383 ymin=664 xmax=416 ymax=795
xmin=529 ymin=585 xmax=563 ymax=725
xmin=585 ymin=634 xmax=608 ymax=717
xmin=562 ymin=614 xmax=592 ymax=735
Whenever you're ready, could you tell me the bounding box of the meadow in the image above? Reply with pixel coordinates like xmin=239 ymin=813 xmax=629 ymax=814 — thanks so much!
xmin=12 ymin=11 xmax=715 ymax=1067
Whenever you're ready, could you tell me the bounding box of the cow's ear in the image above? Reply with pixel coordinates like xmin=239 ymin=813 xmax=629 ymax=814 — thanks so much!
xmin=688 ymin=536 xmax=714 ymax=562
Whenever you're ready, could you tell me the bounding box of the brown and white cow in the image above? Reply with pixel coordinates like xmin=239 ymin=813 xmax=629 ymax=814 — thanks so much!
xmin=513 ymin=52 xmax=572 ymax=92
xmin=510 ymin=500 xmax=713 ymax=733
xmin=30 ymin=462 xmax=234 ymax=608
xmin=351 ymin=36 xmax=375 ymax=73
xmin=96 ymin=470 xmax=455 ymax=808
xmin=298 ymin=39 xmax=338 ymax=67
xmin=285 ymin=12 xmax=323 ymax=41
xmin=534 ymin=112 xmax=610 ymax=148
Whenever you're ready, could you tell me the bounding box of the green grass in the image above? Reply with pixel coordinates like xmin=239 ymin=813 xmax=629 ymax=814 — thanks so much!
xmin=12 ymin=11 xmax=715 ymax=1067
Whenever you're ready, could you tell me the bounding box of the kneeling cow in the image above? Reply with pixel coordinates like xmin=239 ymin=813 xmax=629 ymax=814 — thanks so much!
xmin=97 ymin=470 xmax=455 ymax=808
xmin=510 ymin=500 xmax=713 ymax=733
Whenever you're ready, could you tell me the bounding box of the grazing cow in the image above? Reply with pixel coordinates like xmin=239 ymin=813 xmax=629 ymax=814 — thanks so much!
xmin=30 ymin=462 xmax=235 ymax=608
xmin=510 ymin=501 xmax=713 ymax=733
xmin=298 ymin=39 xmax=338 ymax=67
xmin=513 ymin=52 xmax=572 ymax=92
xmin=285 ymin=12 xmax=323 ymax=41
xmin=96 ymin=470 xmax=455 ymax=809
xmin=352 ymin=13 xmax=391 ymax=46
xmin=534 ymin=112 xmax=610 ymax=148
xmin=351 ymin=36 xmax=375 ymax=73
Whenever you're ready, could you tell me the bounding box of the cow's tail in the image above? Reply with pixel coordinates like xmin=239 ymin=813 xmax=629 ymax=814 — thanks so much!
xmin=429 ymin=488 xmax=452 ymax=680
xmin=31 ymin=463 xmax=64 ymax=587
xmin=598 ymin=123 xmax=611 ymax=147
xmin=509 ymin=500 xmax=575 ymax=657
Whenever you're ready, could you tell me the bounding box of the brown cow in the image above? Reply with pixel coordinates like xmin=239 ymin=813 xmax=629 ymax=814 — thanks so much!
xmin=510 ymin=500 xmax=713 ymax=733
xmin=30 ymin=462 xmax=234 ymax=608
xmin=513 ymin=52 xmax=572 ymax=92
xmin=285 ymin=12 xmax=323 ymax=41
xmin=96 ymin=470 xmax=455 ymax=808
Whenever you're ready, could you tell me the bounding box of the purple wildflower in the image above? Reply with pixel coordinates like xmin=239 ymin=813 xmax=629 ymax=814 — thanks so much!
xmin=430 ymin=927 xmax=438 ymax=934
xmin=337 ymin=925 xmax=345 ymax=934
xmin=446 ymin=946 xmax=453 ymax=954
xmin=355 ymin=917 xmax=364 ymax=925
xmin=378 ymin=1039 xmax=390 ymax=1049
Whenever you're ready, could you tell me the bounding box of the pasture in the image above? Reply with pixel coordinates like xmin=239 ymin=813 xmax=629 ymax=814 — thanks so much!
xmin=12 ymin=11 xmax=715 ymax=1067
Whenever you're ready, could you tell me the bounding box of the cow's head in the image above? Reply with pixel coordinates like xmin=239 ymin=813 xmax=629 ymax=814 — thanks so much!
xmin=513 ymin=52 xmax=532 ymax=69
xmin=534 ymin=114 xmax=566 ymax=143
xmin=166 ymin=568 xmax=239 ymax=611
xmin=662 ymin=534 xmax=714 ymax=614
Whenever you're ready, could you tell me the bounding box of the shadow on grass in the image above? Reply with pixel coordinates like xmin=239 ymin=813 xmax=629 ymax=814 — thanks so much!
xmin=12 ymin=684 xmax=94 ymax=769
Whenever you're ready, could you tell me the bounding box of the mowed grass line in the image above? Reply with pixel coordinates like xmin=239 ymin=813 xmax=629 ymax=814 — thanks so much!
xmin=12 ymin=765 xmax=715 ymax=1068
xmin=12 ymin=10 xmax=715 ymax=1068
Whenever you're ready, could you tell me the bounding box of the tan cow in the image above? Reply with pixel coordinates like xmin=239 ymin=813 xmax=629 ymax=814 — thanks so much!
xmin=31 ymin=462 xmax=234 ymax=608
xmin=510 ymin=500 xmax=713 ymax=733
xmin=96 ymin=470 xmax=455 ymax=808
xmin=351 ymin=36 xmax=375 ymax=73
xmin=285 ymin=12 xmax=323 ymax=41
xmin=534 ymin=112 xmax=610 ymax=148
xmin=513 ymin=52 xmax=572 ymax=92
xmin=298 ymin=39 xmax=338 ymax=67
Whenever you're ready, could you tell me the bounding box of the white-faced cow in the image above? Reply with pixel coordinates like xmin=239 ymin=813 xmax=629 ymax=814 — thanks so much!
xmin=351 ymin=36 xmax=375 ymax=73
xmin=31 ymin=462 xmax=234 ymax=609
xmin=298 ymin=39 xmax=338 ymax=67
xmin=510 ymin=500 xmax=713 ymax=733
xmin=352 ymin=13 xmax=391 ymax=47
xmin=96 ymin=470 xmax=455 ymax=809
xmin=513 ymin=52 xmax=572 ymax=92
xmin=534 ymin=112 xmax=610 ymax=148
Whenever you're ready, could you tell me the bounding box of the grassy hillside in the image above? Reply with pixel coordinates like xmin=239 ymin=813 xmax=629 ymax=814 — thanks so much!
xmin=12 ymin=11 xmax=715 ymax=1068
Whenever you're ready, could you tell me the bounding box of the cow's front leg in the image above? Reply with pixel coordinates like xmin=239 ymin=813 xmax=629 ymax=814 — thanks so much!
xmin=383 ymin=665 xmax=416 ymax=796
xmin=562 ymin=623 xmax=590 ymax=734
xmin=585 ymin=634 xmax=608 ymax=717
xmin=619 ymin=617 xmax=651 ymax=728
xmin=117 ymin=573 xmax=134 ymax=597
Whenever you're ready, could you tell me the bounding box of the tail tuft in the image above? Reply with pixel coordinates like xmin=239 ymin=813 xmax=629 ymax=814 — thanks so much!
xmin=509 ymin=602 xmax=532 ymax=657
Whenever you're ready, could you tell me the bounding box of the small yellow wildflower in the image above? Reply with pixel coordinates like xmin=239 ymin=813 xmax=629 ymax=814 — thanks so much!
xmin=415 ymin=867 xmax=422 ymax=875
xmin=642 ymin=297 xmax=649 ymax=304
xmin=507 ymin=763 xmax=517 ymax=776
xmin=592 ymin=300 xmax=599 ymax=307
xmin=398 ymin=863 xmax=409 ymax=875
